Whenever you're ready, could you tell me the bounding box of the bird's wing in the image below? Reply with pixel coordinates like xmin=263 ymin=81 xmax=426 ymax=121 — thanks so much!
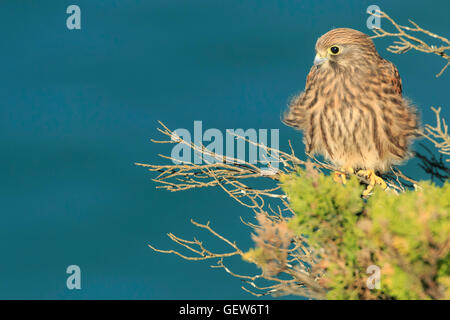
xmin=378 ymin=58 xmax=419 ymax=158
xmin=380 ymin=59 xmax=402 ymax=95
xmin=282 ymin=65 xmax=319 ymax=129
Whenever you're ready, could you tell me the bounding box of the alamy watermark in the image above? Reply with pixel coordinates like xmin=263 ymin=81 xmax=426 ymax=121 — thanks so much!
xmin=66 ymin=265 xmax=81 ymax=290
xmin=366 ymin=265 xmax=381 ymax=290
xmin=366 ymin=5 xmax=381 ymax=30
xmin=170 ymin=121 xmax=280 ymax=172
xmin=66 ymin=5 xmax=81 ymax=30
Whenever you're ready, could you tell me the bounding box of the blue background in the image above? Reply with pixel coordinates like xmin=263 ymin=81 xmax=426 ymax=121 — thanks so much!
xmin=0 ymin=0 xmax=448 ymax=299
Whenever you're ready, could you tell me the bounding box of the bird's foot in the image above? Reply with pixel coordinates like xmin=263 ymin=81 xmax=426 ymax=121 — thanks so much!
xmin=356 ymin=169 xmax=387 ymax=196
xmin=333 ymin=167 xmax=354 ymax=185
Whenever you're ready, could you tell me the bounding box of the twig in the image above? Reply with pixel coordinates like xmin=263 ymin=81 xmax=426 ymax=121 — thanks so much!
xmin=371 ymin=10 xmax=450 ymax=77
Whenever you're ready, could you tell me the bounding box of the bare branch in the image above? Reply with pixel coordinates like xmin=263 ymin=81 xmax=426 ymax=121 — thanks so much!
xmin=139 ymin=120 xmax=422 ymax=298
xmin=421 ymin=107 xmax=450 ymax=162
xmin=370 ymin=10 xmax=450 ymax=77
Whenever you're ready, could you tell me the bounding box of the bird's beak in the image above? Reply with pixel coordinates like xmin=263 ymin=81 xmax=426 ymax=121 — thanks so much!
xmin=314 ymin=53 xmax=328 ymax=66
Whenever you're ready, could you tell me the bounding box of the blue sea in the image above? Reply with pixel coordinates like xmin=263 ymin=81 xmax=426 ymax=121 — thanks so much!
xmin=0 ymin=0 xmax=448 ymax=299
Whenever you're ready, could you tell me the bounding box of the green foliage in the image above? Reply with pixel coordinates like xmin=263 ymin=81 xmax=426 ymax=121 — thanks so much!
xmin=280 ymin=169 xmax=450 ymax=300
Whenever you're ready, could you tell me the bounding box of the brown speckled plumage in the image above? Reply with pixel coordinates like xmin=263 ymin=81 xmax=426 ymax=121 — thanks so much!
xmin=283 ymin=28 xmax=418 ymax=173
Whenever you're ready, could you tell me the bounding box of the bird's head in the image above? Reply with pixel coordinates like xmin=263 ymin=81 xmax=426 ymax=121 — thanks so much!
xmin=313 ymin=28 xmax=379 ymax=69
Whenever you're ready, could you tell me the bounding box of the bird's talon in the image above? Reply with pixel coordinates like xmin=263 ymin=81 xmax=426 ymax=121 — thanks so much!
xmin=333 ymin=167 xmax=353 ymax=185
xmin=357 ymin=169 xmax=387 ymax=196
xmin=333 ymin=171 xmax=347 ymax=184
xmin=374 ymin=176 xmax=387 ymax=189
xmin=362 ymin=184 xmax=374 ymax=197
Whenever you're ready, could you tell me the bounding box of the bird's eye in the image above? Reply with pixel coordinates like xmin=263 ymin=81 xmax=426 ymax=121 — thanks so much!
xmin=329 ymin=46 xmax=340 ymax=55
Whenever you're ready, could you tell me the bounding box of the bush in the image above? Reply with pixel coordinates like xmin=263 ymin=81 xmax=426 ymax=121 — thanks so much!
xmin=281 ymin=169 xmax=450 ymax=299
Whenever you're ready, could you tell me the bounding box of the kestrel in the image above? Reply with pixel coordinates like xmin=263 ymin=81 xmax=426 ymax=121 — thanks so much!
xmin=283 ymin=28 xmax=418 ymax=195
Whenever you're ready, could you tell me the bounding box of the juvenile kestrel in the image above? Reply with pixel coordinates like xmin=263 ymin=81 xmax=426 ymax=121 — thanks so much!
xmin=283 ymin=28 xmax=418 ymax=194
